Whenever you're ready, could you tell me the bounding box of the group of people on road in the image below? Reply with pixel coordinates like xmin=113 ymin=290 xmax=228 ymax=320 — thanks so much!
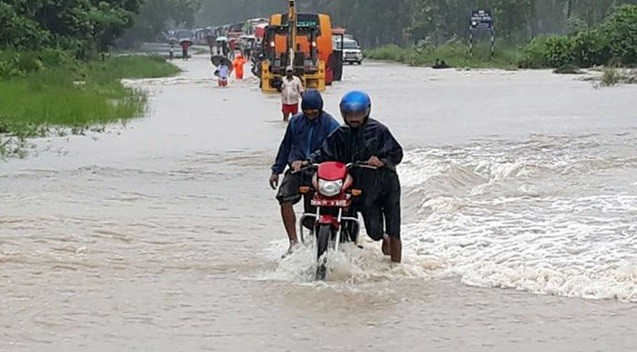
xmin=270 ymin=86 xmax=404 ymax=264
xmin=213 ymin=53 xmax=248 ymax=88
xmin=168 ymin=40 xmax=191 ymax=61
xmin=181 ymin=46 xmax=404 ymax=262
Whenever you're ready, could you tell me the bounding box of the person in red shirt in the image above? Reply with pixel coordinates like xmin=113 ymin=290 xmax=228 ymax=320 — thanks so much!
xmin=180 ymin=40 xmax=190 ymax=61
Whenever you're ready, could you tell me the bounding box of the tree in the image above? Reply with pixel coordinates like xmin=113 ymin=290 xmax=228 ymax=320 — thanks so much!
xmin=0 ymin=0 xmax=143 ymax=56
xmin=124 ymin=0 xmax=202 ymax=43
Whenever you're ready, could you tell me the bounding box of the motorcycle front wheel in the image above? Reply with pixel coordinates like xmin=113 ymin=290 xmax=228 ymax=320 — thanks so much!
xmin=315 ymin=224 xmax=331 ymax=280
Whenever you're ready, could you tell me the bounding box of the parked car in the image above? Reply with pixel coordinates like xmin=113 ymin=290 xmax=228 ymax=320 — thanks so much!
xmin=334 ymin=38 xmax=363 ymax=65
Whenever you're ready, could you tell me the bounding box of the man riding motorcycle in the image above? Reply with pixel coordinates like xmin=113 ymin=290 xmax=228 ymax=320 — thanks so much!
xmin=307 ymin=90 xmax=404 ymax=263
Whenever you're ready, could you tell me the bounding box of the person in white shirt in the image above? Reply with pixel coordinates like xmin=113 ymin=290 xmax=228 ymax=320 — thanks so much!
xmin=217 ymin=62 xmax=229 ymax=87
xmin=279 ymin=67 xmax=304 ymax=121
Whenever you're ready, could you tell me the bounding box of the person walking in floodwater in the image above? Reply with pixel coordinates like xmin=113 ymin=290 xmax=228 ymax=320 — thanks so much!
xmin=269 ymin=89 xmax=340 ymax=257
xmin=181 ymin=40 xmax=190 ymax=60
xmin=233 ymin=54 xmax=247 ymax=80
xmin=217 ymin=62 xmax=229 ymax=87
xmin=280 ymin=67 xmax=304 ymax=121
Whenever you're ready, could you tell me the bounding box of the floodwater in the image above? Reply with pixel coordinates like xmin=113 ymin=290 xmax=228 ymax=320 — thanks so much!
xmin=1 ymin=54 xmax=637 ymax=351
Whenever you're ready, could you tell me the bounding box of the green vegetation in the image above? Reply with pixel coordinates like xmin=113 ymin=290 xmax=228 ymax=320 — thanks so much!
xmin=88 ymin=55 xmax=181 ymax=79
xmin=196 ymin=0 xmax=637 ymax=50
xmin=0 ymin=0 xmax=193 ymax=159
xmin=0 ymin=52 xmax=180 ymax=158
xmin=519 ymin=5 xmax=637 ymax=69
xmin=596 ymin=68 xmax=637 ymax=87
xmin=0 ymin=53 xmax=180 ymax=135
xmin=365 ymin=5 xmax=637 ymax=71
xmin=600 ymin=67 xmax=622 ymax=86
xmin=366 ymin=42 xmax=520 ymax=69
xmin=1 ymin=0 xmax=144 ymax=58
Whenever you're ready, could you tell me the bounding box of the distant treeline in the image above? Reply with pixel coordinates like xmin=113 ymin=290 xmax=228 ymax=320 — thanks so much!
xmin=196 ymin=0 xmax=637 ymax=47
xmin=0 ymin=0 xmax=202 ymax=57
xmin=365 ymin=5 xmax=637 ymax=69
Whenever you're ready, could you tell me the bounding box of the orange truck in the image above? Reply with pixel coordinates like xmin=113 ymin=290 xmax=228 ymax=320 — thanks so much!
xmin=259 ymin=0 xmax=336 ymax=92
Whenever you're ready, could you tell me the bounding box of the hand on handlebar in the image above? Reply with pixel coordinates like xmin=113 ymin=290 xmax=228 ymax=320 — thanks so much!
xmin=367 ymin=156 xmax=385 ymax=168
xmin=346 ymin=161 xmax=378 ymax=170
xmin=291 ymin=160 xmax=304 ymax=172
xmin=291 ymin=160 xmax=315 ymax=174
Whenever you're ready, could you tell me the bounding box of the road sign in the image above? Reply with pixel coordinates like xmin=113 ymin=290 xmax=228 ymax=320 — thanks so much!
xmin=469 ymin=10 xmax=495 ymax=58
xmin=470 ymin=10 xmax=494 ymax=30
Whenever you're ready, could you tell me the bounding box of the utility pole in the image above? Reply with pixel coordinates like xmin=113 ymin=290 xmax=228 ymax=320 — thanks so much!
xmin=288 ymin=0 xmax=297 ymax=67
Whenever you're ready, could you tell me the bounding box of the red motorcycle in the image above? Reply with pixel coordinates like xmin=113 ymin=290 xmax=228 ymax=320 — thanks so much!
xmin=297 ymin=161 xmax=376 ymax=280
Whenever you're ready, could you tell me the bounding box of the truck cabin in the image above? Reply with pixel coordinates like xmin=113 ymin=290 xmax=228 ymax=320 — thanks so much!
xmin=263 ymin=24 xmax=320 ymax=75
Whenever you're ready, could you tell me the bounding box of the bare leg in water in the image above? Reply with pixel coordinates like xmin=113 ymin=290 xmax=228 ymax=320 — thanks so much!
xmin=382 ymin=236 xmax=402 ymax=263
xmin=280 ymin=202 xmax=298 ymax=257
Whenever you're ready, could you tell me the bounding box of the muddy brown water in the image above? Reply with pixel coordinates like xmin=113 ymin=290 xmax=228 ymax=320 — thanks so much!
xmin=1 ymin=55 xmax=637 ymax=351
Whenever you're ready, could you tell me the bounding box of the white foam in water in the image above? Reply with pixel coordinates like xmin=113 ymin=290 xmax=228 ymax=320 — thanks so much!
xmin=256 ymin=237 xmax=436 ymax=285
xmin=260 ymin=132 xmax=637 ymax=301
xmin=399 ymin=132 xmax=637 ymax=301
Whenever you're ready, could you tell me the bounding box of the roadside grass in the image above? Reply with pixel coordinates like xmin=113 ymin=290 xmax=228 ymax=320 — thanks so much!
xmin=365 ymin=42 xmax=521 ymax=70
xmin=0 ymin=54 xmax=180 ymax=159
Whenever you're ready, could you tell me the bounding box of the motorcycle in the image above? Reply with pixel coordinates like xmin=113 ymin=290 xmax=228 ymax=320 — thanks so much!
xmin=296 ymin=161 xmax=376 ymax=280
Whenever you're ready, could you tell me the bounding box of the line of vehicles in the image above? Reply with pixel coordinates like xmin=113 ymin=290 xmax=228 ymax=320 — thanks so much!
xmin=180 ymin=0 xmax=363 ymax=93
xmin=255 ymin=0 xmax=363 ymax=93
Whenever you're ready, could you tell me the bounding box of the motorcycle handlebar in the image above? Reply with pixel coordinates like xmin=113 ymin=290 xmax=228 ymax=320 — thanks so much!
xmin=291 ymin=161 xmax=378 ymax=174
xmin=290 ymin=163 xmax=318 ymax=174
xmin=347 ymin=162 xmax=378 ymax=170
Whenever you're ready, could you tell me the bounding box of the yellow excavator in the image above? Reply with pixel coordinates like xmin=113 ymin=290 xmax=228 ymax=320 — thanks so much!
xmin=258 ymin=0 xmax=333 ymax=93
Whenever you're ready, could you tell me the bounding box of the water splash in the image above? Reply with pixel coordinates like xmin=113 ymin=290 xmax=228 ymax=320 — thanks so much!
xmin=259 ymin=132 xmax=637 ymax=301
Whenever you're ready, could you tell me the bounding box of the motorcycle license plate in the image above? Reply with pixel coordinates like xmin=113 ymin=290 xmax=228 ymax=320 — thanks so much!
xmin=311 ymin=199 xmax=349 ymax=207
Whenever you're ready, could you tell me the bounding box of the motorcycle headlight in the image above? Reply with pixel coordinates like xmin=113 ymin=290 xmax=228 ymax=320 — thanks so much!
xmin=318 ymin=179 xmax=343 ymax=197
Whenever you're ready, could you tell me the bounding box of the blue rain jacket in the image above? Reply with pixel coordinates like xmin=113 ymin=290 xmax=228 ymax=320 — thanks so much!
xmin=271 ymin=92 xmax=340 ymax=174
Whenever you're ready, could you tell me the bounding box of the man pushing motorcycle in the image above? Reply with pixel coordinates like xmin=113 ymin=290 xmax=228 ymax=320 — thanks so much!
xmin=307 ymin=90 xmax=404 ymax=263
xmin=270 ymin=89 xmax=341 ymax=257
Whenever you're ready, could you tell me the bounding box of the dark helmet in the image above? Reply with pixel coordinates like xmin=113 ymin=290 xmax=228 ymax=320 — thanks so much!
xmin=339 ymin=90 xmax=371 ymax=119
xmin=301 ymin=89 xmax=324 ymax=111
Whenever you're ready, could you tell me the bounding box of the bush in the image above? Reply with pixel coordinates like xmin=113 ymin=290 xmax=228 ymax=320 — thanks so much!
xmin=519 ymin=36 xmax=552 ymax=68
xmin=545 ymin=35 xmax=574 ymax=67
xmin=518 ymin=35 xmax=578 ymax=68
xmin=565 ymin=16 xmax=588 ymax=35
xmin=519 ymin=5 xmax=637 ymax=69
xmin=602 ymin=5 xmax=637 ymax=66
xmin=571 ymin=29 xmax=611 ymax=67
xmin=0 ymin=50 xmax=76 ymax=80
xmin=601 ymin=67 xmax=622 ymax=86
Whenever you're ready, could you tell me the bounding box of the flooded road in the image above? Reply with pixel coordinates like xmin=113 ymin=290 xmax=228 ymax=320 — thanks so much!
xmin=2 ymin=55 xmax=637 ymax=351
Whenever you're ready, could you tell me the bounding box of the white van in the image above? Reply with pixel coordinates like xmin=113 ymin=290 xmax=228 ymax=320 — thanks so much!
xmin=334 ymin=38 xmax=363 ymax=65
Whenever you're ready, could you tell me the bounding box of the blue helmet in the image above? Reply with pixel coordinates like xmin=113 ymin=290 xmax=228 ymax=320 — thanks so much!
xmin=301 ymin=89 xmax=324 ymax=111
xmin=339 ymin=90 xmax=371 ymax=118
